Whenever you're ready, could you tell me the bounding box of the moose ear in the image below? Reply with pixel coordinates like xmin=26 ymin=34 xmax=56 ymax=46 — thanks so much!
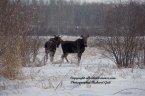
xmin=81 ymin=35 xmax=83 ymax=38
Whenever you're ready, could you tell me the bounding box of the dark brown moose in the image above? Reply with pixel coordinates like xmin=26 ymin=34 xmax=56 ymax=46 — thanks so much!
xmin=61 ymin=35 xmax=89 ymax=65
xmin=44 ymin=36 xmax=62 ymax=63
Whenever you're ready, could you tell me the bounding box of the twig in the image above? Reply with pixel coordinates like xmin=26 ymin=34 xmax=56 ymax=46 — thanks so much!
xmin=113 ymin=88 xmax=145 ymax=95
xmin=54 ymin=70 xmax=72 ymax=91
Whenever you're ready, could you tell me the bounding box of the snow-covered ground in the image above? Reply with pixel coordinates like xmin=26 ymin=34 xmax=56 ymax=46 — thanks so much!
xmin=0 ymin=36 xmax=145 ymax=96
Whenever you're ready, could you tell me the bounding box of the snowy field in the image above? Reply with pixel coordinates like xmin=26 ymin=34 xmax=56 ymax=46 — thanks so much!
xmin=0 ymin=36 xmax=145 ymax=96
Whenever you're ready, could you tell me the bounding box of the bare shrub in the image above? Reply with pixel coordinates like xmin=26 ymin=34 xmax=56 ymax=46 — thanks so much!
xmin=1 ymin=37 xmax=23 ymax=79
xmin=100 ymin=1 xmax=145 ymax=68
xmin=0 ymin=0 xmax=38 ymax=79
xmin=30 ymin=36 xmax=42 ymax=63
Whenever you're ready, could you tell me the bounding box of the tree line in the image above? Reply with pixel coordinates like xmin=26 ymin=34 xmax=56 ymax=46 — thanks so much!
xmin=23 ymin=0 xmax=111 ymax=36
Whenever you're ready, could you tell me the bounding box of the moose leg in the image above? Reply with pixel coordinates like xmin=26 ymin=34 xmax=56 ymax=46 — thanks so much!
xmin=61 ymin=54 xmax=65 ymax=64
xmin=44 ymin=49 xmax=49 ymax=64
xmin=65 ymin=56 xmax=69 ymax=62
xmin=50 ymin=51 xmax=55 ymax=63
xmin=61 ymin=53 xmax=68 ymax=63
xmin=77 ymin=53 xmax=82 ymax=65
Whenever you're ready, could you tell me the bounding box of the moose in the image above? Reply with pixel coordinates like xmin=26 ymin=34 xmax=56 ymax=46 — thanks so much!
xmin=61 ymin=35 xmax=89 ymax=65
xmin=44 ymin=35 xmax=62 ymax=63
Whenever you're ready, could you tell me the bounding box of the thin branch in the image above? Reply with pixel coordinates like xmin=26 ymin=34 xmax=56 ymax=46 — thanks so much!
xmin=113 ymin=88 xmax=145 ymax=95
